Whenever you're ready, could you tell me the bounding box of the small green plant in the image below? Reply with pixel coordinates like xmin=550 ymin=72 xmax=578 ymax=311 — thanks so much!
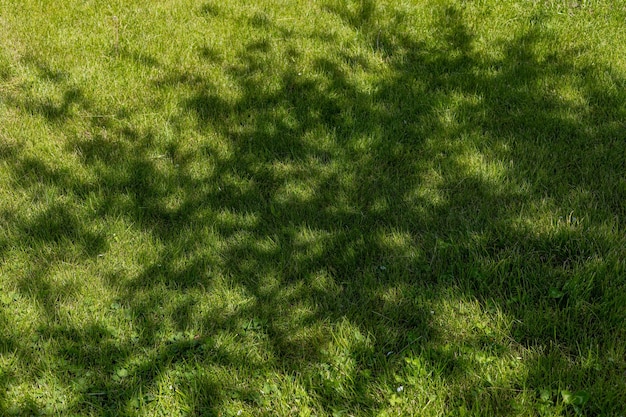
xmin=562 ymin=390 xmax=590 ymax=416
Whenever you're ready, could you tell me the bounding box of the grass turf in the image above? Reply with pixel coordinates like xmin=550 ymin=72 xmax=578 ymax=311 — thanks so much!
xmin=0 ymin=0 xmax=625 ymax=415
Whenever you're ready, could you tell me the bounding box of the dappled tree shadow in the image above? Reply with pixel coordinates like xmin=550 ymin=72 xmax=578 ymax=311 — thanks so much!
xmin=1 ymin=1 xmax=625 ymax=415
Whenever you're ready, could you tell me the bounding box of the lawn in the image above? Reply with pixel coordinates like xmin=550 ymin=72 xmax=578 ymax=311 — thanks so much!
xmin=1 ymin=0 xmax=625 ymax=415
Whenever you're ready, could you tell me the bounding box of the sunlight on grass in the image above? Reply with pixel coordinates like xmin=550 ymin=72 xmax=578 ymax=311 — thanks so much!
xmin=1 ymin=0 xmax=625 ymax=415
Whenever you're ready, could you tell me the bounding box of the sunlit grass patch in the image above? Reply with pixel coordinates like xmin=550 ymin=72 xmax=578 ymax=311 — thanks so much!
xmin=0 ymin=0 xmax=625 ymax=415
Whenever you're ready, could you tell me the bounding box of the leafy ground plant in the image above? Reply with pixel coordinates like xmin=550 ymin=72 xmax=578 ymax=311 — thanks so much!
xmin=0 ymin=0 xmax=625 ymax=415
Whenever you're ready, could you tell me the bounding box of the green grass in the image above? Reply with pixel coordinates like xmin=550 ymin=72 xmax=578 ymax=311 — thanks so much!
xmin=1 ymin=0 xmax=625 ymax=415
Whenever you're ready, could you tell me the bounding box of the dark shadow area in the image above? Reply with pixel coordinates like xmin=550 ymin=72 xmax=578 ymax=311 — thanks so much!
xmin=0 ymin=2 xmax=625 ymax=415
